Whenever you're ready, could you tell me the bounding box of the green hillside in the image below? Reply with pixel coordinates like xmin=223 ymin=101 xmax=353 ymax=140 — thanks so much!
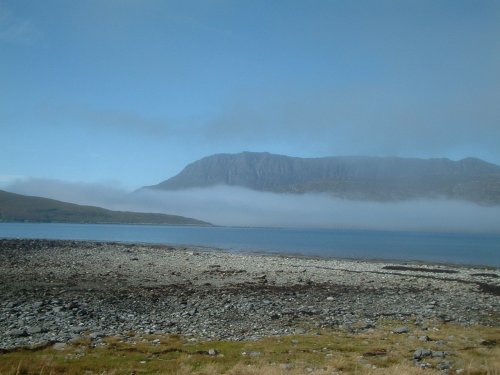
xmin=0 ymin=190 xmax=210 ymax=226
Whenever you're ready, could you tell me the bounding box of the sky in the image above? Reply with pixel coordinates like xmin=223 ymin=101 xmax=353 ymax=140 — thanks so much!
xmin=1 ymin=0 xmax=500 ymax=190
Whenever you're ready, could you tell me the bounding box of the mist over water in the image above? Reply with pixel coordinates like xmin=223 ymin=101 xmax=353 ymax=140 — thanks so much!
xmin=6 ymin=178 xmax=500 ymax=233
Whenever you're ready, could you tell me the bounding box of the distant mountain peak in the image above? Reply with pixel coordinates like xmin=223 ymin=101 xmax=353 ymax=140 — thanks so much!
xmin=144 ymin=152 xmax=500 ymax=205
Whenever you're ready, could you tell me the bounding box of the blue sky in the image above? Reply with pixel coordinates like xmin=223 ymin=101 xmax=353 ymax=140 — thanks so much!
xmin=2 ymin=0 xmax=500 ymax=189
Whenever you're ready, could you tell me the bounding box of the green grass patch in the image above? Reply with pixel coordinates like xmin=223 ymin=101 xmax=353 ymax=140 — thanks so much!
xmin=1 ymin=322 xmax=499 ymax=374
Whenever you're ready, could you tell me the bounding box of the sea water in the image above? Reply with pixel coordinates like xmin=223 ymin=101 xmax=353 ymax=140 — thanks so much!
xmin=0 ymin=223 xmax=499 ymax=267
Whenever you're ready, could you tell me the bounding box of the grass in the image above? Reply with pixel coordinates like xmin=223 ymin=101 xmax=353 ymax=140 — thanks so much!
xmin=0 ymin=321 xmax=499 ymax=374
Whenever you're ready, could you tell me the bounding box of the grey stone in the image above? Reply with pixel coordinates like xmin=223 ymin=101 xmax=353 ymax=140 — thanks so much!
xmin=437 ymin=361 xmax=451 ymax=370
xmin=393 ymin=326 xmax=410 ymax=334
xmin=71 ymin=326 xmax=84 ymax=333
xmin=68 ymin=335 xmax=82 ymax=344
xmin=89 ymin=332 xmax=105 ymax=340
xmin=432 ymin=351 xmax=447 ymax=358
xmin=8 ymin=329 xmax=27 ymax=337
xmin=414 ymin=348 xmax=433 ymax=360
xmin=415 ymin=361 xmax=432 ymax=368
xmin=27 ymin=326 xmax=43 ymax=335
xmin=53 ymin=342 xmax=67 ymax=351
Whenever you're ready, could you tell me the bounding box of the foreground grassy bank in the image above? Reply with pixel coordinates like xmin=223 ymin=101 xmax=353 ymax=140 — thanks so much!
xmin=1 ymin=321 xmax=498 ymax=375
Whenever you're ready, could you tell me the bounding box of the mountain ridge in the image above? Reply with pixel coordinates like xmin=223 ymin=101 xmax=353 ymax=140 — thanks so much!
xmin=0 ymin=190 xmax=210 ymax=226
xmin=145 ymin=152 xmax=500 ymax=205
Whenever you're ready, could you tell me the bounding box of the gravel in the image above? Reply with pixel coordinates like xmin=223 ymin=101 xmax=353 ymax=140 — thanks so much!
xmin=0 ymin=239 xmax=498 ymax=350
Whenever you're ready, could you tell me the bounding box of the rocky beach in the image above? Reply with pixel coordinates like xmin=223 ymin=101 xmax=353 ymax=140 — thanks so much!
xmin=0 ymin=238 xmax=498 ymax=352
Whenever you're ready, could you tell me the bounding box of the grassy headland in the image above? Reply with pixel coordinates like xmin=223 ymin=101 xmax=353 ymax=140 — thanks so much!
xmin=0 ymin=190 xmax=210 ymax=225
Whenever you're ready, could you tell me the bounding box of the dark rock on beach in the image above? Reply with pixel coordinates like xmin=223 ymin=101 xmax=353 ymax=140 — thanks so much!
xmin=0 ymin=239 xmax=498 ymax=350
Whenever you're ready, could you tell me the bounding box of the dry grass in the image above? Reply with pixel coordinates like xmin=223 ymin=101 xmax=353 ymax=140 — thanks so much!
xmin=0 ymin=321 xmax=499 ymax=374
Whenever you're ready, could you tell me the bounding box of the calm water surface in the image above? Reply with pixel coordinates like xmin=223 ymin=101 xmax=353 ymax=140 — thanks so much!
xmin=0 ymin=223 xmax=499 ymax=267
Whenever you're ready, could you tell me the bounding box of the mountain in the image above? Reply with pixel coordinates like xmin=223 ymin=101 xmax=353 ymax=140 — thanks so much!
xmin=0 ymin=190 xmax=210 ymax=225
xmin=145 ymin=152 xmax=500 ymax=205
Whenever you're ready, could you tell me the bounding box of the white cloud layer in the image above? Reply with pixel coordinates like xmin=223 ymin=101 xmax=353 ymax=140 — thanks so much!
xmin=5 ymin=178 xmax=500 ymax=233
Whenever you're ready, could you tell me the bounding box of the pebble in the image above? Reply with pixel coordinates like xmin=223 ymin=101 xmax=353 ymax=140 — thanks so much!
xmin=8 ymin=329 xmax=27 ymax=337
xmin=0 ymin=239 xmax=498 ymax=350
xmin=413 ymin=348 xmax=432 ymax=360
xmin=437 ymin=361 xmax=452 ymax=370
xmin=27 ymin=326 xmax=43 ymax=335
xmin=52 ymin=342 xmax=67 ymax=351
xmin=393 ymin=327 xmax=410 ymax=334
xmin=432 ymin=351 xmax=447 ymax=358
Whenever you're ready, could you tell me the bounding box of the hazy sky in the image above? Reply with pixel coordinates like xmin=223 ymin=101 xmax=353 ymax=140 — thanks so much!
xmin=2 ymin=0 xmax=500 ymax=189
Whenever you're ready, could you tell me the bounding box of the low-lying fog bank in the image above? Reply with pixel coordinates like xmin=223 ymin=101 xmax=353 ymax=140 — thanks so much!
xmin=6 ymin=178 xmax=500 ymax=232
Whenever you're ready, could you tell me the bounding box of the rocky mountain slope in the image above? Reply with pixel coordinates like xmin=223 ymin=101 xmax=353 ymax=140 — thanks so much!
xmin=145 ymin=152 xmax=500 ymax=204
xmin=0 ymin=190 xmax=210 ymax=225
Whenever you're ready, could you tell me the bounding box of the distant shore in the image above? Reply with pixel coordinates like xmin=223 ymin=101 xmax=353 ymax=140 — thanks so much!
xmin=0 ymin=239 xmax=499 ymax=350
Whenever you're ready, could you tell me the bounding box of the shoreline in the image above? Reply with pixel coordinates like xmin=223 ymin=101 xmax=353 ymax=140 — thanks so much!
xmin=1 ymin=222 xmax=499 ymax=268
xmin=1 ymin=234 xmax=499 ymax=270
xmin=0 ymin=239 xmax=498 ymax=351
